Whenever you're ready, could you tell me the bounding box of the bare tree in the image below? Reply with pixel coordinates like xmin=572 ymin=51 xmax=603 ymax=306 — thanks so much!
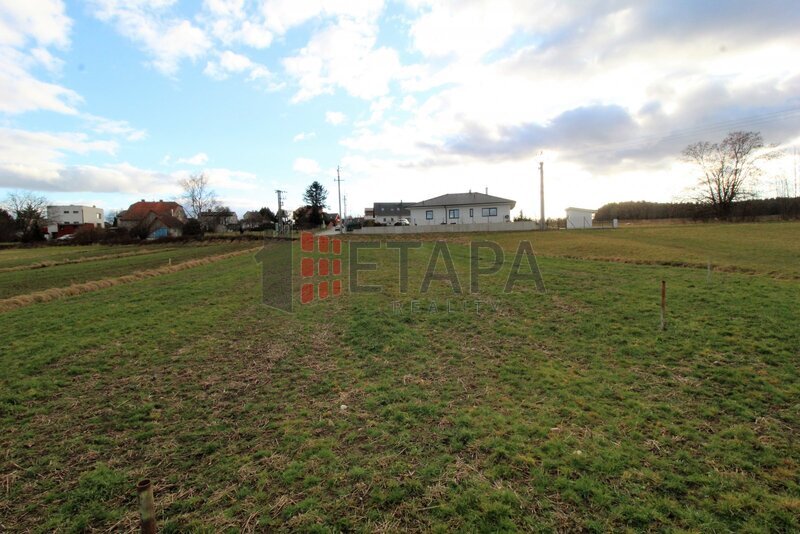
xmin=683 ymin=131 xmax=777 ymax=219
xmin=3 ymin=191 xmax=48 ymax=230
xmin=178 ymin=172 xmax=219 ymax=218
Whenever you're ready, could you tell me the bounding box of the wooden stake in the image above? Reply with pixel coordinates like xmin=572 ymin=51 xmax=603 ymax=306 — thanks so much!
xmin=660 ymin=280 xmax=667 ymax=331
xmin=137 ymin=479 xmax=156 ymax=534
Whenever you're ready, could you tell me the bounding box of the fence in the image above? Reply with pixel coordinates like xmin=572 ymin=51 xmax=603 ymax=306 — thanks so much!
xmin=350 ymin=221 xmax=539 ymax=235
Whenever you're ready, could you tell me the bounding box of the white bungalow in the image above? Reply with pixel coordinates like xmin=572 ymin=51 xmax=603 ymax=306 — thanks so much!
xmin=409 ymin=192 xmax=515 ymax=226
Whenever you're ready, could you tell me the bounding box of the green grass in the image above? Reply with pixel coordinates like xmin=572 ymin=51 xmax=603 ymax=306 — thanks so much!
xmin=0 ymin=241 xmax=256 ymax=299
xmin=0 ymin=244 xmax=158 ymax=269
xmin=1 ymin=225 xmax=798 ymax=531
xmin=367 ymin=221 xmax=800 ymax=278
xmin=498 ymin=221 xmax=800 ymax=278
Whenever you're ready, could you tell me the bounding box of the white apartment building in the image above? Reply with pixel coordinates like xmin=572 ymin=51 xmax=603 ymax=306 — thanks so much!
xmin=47 ymin=205 xmax=104 ymax=228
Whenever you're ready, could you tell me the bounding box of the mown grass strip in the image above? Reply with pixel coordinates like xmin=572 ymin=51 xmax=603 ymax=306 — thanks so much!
xmin=0 ymin=247 xmax=172 ymax=273
xmin=0 ymin=246 xmax=260 ymax=312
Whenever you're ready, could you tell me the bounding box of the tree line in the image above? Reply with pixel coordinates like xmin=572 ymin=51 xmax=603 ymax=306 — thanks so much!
xmin=595 ymin=197 xmax=800 ymax=222
xmin=596 ymin=131 xmax=798 ymax=222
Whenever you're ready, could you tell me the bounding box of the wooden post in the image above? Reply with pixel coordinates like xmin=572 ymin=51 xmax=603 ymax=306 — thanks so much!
xmin=137 ymin=479 xmax=156 ymax=534
xmin=660 ymin=280 xmax=666 ymax=331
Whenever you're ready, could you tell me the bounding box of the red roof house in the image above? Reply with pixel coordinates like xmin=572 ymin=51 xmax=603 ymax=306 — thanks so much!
xmin=118 ymin=200 xmax=188 ymax=238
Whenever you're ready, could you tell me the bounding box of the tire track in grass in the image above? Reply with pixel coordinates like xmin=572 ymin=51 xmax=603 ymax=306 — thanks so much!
xmin=0 ymin=246 xmax=262 ymax=313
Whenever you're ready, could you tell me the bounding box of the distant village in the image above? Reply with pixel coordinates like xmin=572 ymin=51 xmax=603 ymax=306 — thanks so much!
xmin=39 ymin=190 xmax=602 ymax=242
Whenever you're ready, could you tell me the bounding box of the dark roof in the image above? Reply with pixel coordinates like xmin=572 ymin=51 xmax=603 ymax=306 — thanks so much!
xmin=373 ymin=202 xmax=415 ymax=216
xmin=412 ymin=192 xmax=516 ymax=209
xmin=153 ymin=213 xmax=185 ymax=229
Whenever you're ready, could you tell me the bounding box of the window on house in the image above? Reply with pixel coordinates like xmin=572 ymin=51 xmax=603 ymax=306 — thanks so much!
xmin=73 ymin=210 xmax=79 ymax=214
xmin=63 ymin=210 xmax=69 ymax=214
xmin=448 ymin=209 xmax=459 ymax=219
xmin=469 ymin=208 xmax=474 ymax=217
xmin=425 ymin=210 xmax=433 ymax=220
xmin=96 ymin=213 xmax=101 ymax=219
xmin=482 ymin=207 xmax=498 ymax=217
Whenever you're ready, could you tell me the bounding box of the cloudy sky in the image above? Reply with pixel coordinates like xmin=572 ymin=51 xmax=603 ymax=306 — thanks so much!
xmin=1 ymin=0 xmax=799 ymax=218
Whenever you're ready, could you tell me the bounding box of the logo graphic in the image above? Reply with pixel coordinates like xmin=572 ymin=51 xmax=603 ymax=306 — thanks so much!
xmin=257 ymin=233 xmax=545 ymax=313
xmin=299 ymin=231 xmax=343 ymax=304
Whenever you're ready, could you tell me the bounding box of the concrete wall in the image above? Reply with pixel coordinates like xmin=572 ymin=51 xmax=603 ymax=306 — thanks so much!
xmin=351 ymin=221 xmax=537 ymax=235
xmin=409 ymin=203 xmax=512 ymax=225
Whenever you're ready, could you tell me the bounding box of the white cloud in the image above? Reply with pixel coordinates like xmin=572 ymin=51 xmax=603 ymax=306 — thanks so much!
xmin=408 ymin=0 xmax=517 ymax=59
xmin=0 ymin=126 xmax=260 ymax=196
xmin=204 ymin=49 xmax=252 ymax=79
xmin=260 ymin=0 xmax=384 ymax=35
xmin=325 ymin=111 xmax=347 ymax=125
xmin=0 ymin=0 xmax=78 ymax=114
xmin=293 ymin=131 xmax=316 ymax=142
xmin=0 ymin=126 xmax=136 ymax=192
xmin=90 ymin=0 xmax=211 ymax=76
xmin=176 ymin=152 xmax=209 ymax=165
xmin=82 ymin=114 xmax=147 ymax=141
xmin=0 ymin=47 xmax=81 ymax=115
xmin=283 ymin=13 xmax=402 ymax=102
xmin=293 ymin=157 xmax=321 ymax=175
xmin=30 ymin=47 xmax=64 ymax=74
xmin=0 ymin=0 xmax=72 ymax=48
xmin=202 ymin=50 xmax=280 ymax=89
xmin=172 ymin=165 xmax=259 ymax=191
xmin=201 ymin=0 xmax=273 ymax=49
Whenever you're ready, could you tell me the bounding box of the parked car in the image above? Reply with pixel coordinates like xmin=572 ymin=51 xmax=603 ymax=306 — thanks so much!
xmin=395 ymin=218 xmax=410 ymax=226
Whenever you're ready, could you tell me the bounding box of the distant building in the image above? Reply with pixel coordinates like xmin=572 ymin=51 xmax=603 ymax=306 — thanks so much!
xmin=364 ymin=207 xmax=375 ymax=220
xmin=118 ymin=200 xmax=187 ymax=238
xmin=45 ymin=205 xmax=104 ymax=238
xmin=373 ymin=202 xmax=415 ymax=225
xmin=565 ymin=207 xmax=596 ymax=229
xmin=409 ymin=192 xmax=515 ymax=225
xmin=199 ymin=209 xmax=239 ymax=233
xmin=47 ymin=205 xmax=104 ymax=227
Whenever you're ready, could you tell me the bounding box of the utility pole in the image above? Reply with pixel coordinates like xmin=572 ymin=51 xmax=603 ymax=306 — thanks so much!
xmin=539 ymin=160 xmax=545 ymax=231
xmin=275 ymin=189 xmax=286 ymax=234
xmin=335 ymin=166 xmax=344 ymax=223
xmin=343 ymin=194 xmax=348 ymax=220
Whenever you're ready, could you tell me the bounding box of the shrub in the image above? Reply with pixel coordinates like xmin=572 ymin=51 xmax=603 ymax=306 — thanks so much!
xmin=182 ymin=218 xmax=204 ymax=237
xmin=72 ymin=226 xmax=106 ymax=245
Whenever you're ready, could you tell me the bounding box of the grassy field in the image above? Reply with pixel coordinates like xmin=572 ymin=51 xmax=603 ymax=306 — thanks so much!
xmin=1 ymin=223 xmax=798 ymax=532
xmin=0 ymin=241 xmax=257 ymax=299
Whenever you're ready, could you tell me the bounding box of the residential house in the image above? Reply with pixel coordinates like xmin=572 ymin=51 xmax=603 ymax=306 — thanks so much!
xmin=364 ymin=207 xmax=375 ymax=221
xmin=199 ymin=209 xmax=239 ymax=233
xmin=409 ymin=192 xmax=515 ymax=225
xmin=373 ymin=201 xmax=415 ymax=225
xmin=118 ymin=200 xmax=187 ymax=238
